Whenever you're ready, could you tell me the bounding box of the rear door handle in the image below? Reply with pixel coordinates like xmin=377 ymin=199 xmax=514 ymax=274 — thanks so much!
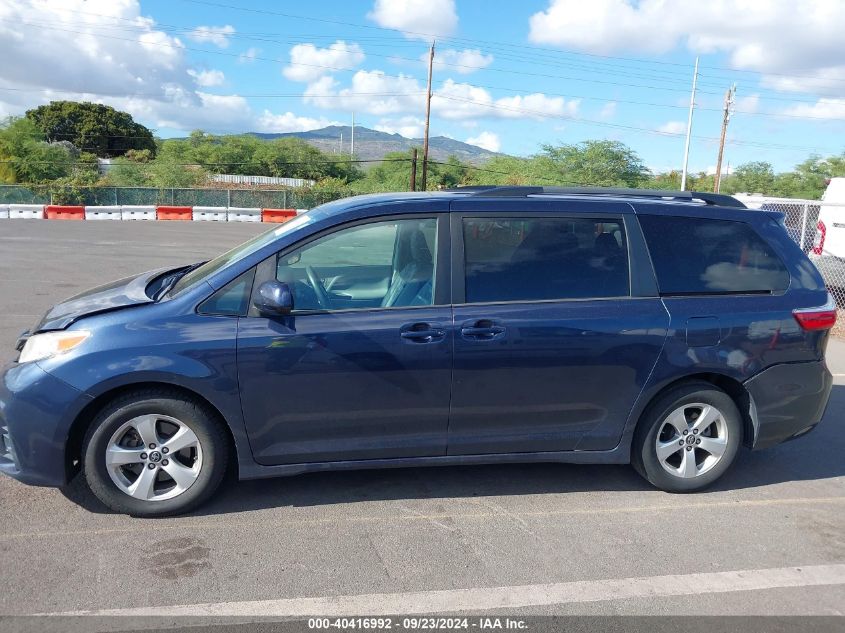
xmin=460 ymin=320 xmax=506 ymax=340
xmin=400 ymin=323 xmax=446 ymax=343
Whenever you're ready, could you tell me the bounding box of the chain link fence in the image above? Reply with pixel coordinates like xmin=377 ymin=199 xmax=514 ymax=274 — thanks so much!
xmin=738 ymin=195 xmax=845 ymax=336
xmin=0 ymin=184 xmax=350 ymax=208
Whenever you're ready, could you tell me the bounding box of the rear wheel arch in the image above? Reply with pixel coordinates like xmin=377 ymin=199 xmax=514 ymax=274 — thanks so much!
xmin=632 ymin=373 xmax=756 ymax=451
xmin=65 ymin=382 xmax=238 ymax=482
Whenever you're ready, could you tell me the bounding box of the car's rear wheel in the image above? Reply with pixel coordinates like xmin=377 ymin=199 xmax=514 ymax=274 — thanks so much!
xmin=633 ymin=382 xmax=742 ymax=492
xmin=82 ymin=389 xmax=229 ymax=517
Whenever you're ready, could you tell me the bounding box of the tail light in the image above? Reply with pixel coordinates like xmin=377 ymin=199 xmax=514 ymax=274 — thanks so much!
xmin=812 ymin=220 xmax=826 ymax=255
xmin=793 ymin=294 xmax=837 ymax=331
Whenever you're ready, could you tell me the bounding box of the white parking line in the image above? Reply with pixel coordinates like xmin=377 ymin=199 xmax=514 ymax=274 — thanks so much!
xmin=54 ymin=564 xmax=845 ymax=617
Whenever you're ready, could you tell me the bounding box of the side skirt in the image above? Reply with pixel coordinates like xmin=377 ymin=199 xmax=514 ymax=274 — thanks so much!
xmin=237 ymin=447 xmax=630 ymax=480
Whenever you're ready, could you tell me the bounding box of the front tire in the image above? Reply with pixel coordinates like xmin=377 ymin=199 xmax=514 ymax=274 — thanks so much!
xmin=82 ymin=389 xmax=229 ymax=517
xmin=633 ymin=382 xmax=742 ymax=492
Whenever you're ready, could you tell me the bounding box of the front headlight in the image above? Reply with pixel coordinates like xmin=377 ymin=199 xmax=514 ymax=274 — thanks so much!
xmin=18 ymin=331 xmax=91 ymax=364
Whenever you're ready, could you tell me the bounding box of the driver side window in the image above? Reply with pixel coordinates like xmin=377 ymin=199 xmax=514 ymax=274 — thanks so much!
xmin=276 ymin=217 xmax=437 ymax=312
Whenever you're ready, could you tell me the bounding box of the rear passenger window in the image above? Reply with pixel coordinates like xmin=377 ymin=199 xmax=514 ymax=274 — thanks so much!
xmin=462 ymin=217 xmax=629 ymax=303
xmin=639 ymin=215 xmax=789 ymax=295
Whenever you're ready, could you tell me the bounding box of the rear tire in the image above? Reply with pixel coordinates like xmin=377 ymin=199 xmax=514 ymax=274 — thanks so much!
xmin=632 ymin=382 xmax=742 ymax=492
xmin=82 ymin=389 xmax=229 ymax=517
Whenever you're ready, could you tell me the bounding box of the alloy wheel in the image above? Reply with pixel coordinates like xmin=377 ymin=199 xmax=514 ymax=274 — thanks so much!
xmin=655 ymin=403 xmax=729 ymax=479
xmin=105 ymin=414 xmax=203 ymax=501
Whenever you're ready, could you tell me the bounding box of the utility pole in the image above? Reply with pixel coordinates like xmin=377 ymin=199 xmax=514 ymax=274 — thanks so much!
xmin=421 ymin=40 xmax=435 ymax=191
xmin=680 ymin=56 xmax=699 ymax=191
xmin=410 ymin=148 xmax=418 ymax=191
xmin=351 ymin=112 xmax=355 ymax=157
xmin=714 ymin=84 xmax=736 ymax=193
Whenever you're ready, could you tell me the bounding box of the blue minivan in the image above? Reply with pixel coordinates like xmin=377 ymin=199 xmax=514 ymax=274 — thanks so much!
xmin=0 ymin=187 xmax=836 ymax=516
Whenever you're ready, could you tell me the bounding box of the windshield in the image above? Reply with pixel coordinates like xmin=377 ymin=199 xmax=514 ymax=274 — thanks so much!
xmin=169 ymin=213 xmax=313 ymax=296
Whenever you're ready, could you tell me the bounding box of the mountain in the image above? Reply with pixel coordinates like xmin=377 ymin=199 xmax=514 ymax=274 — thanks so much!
xmin=250 ymin=125 xmax=502 ymax=165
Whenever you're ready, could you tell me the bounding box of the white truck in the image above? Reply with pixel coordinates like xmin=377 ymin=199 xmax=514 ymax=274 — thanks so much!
xmin=810 ymin=177 xmax=845 ymax=303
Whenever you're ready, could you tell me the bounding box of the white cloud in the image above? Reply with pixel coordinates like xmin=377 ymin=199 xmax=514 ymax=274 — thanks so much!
xmin=466 ymin=131 xmax=501 ymax=152
xmin=782 ymin=98 xmax=845 ymax=120
xmin=735 ymin=94 xmax=760 ymax=114
xmin=187 ymin=69 xmax=225 ymax=87
xmin=528 ymin=0 xmax=845 ymax=96
xmin=255 ymin=111 xmax=339 ymax=133
xmin=0 ymin=0 xmax=186 ymax=98
xmin=426 ymin=48 xmax=493 ymax=75
xmin=304 ymin=71 xmax=578 ymax=122
xmin=599 ymin=101 xmax=617 ymax=119
xmin=188 ymin=25 xmax=235 ymax=48
xmin=238 ymin=47 xmax=260 ymax=63
xmin=658 ymin=121 xmax=687 ymax=135
xmin=0 ymin=1 xmax=327 ymax=136
xmin=374 ymin=116 xmax=426 ymax=138
xmin=368 ymin=0 xmax=458 ymax=40
xmin=283 ymin=41 xmax=365 ymax=83
xmin=304 ymin=71 xmax=423 ymax=116
xmin=435 ymin=79 xmax=579 ymax=120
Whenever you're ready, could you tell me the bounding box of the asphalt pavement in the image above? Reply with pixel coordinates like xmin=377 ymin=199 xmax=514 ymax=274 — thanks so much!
xmin=0 ymin=219 xmax=843 ymax=621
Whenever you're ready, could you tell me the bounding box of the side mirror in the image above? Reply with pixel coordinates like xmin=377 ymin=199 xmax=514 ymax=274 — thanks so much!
xmin=253 ymin=280 xmax=293 ymax=316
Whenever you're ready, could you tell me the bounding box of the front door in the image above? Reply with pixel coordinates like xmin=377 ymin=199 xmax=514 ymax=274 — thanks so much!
xmin=448 ymin=208 xmax=669 ymax=454
xmin=237 ymin=215 xmax=453 ymax=465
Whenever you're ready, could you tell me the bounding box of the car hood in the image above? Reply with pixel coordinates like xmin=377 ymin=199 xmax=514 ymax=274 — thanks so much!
xmin=31 ymin=267 xmax=173 ymax=332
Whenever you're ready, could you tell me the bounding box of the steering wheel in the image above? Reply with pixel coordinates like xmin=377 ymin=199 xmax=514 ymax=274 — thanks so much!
xmin=305 ymin=265 xmax=332 ymax=309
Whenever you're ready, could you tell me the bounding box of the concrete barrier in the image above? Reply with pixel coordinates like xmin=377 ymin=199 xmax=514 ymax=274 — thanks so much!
xmin=85 ymin=205 xmax=122 ymax=220
xmin=193 ymin=206 xmax=228 ymax=222
xmin=227 ymin=207 xmax=262 ymax=222
xmin=261 ymin=208 xmax=297 ymax=223
xmin=0 ymin=204 xmax=312 ymax=221
xmin=120 ymin=205 xmax=156 ymax=221
xmin=8 ymin=204 xmax=45 ymax=219
xmin=156 ymin=206 xmax=193 ymax=221
xmin=46 ymin=205 xmax=85 ymax=220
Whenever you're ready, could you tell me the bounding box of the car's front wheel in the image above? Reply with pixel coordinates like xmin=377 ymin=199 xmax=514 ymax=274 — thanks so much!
xmin=633 ymin=382 xmax=742 ymax=492
xmin=82 ymin=389 xmax=229 ymax=517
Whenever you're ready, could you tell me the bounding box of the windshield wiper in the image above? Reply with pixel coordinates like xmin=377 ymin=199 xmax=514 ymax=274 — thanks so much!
xmin=154 ymin=262 xmax=205 ymax=301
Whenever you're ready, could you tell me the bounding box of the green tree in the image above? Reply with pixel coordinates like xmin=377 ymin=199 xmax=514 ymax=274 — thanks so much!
xmin=538 ymin=140 xmax=649 ymax=186
xmin=0 ymin=117 xmax=73 ymax=183
xmin=157 ymin=133 xmax=363 ymax=182
xmin=431 ymin=155 xmax=469 ymax=188
xmin=25 ymin=101 xmax=156 ymax=158
xmin=351 ymin=150 xmax=418 ymax=192
xmin=48 ymin=151 xmax=100 ymax=204
xmin=103 ymin=155 xmax=151 ymax=187
xmin=722 ymin=161 xmax=776 ymax=195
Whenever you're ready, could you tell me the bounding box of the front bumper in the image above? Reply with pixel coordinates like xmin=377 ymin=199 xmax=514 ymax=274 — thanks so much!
xmin=0 ymin=361 xmax=91 ymax=487
xmin=744 ymin=360 xmax=833 ymax=450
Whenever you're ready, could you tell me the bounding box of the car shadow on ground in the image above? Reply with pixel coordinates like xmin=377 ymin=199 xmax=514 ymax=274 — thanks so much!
xmin=61 ymin=385 xmax=845 ymax=517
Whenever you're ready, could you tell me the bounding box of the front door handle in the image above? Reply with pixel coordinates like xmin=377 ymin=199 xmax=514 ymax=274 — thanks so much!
xmin=460 ymin=320 xmax=506 ymax=340
xmin=400 ymin=322 xmax=446 ymax=343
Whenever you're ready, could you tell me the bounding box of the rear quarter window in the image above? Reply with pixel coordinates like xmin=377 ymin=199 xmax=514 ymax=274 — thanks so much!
xmin=638 ymin=215 xmax=789 ymax=295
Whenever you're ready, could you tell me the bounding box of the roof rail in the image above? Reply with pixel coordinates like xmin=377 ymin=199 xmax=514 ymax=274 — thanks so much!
xmin=447 ymin=186 xmax=746 ymax=208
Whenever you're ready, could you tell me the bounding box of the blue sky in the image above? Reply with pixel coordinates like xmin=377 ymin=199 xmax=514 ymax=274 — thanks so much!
xmin=1 ymin=0 xmax=844 ymax=174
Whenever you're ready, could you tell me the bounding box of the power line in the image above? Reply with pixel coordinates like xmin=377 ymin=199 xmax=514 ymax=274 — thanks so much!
xmin=2 ymin=83 xmax=842 ymax=122
xmin=169 ymin=0 xmax=845 ymax=86
xmin=6 ymin=16 xmax=832 ymax=107
xmin=434 ymin=94 xmax=838 ymax=153
xmin=18 ymin=15 xmax=737 ymax=90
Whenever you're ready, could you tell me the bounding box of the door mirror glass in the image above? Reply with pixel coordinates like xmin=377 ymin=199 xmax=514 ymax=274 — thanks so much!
xmin=253 ymin=280 xmax=294 ymax=316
